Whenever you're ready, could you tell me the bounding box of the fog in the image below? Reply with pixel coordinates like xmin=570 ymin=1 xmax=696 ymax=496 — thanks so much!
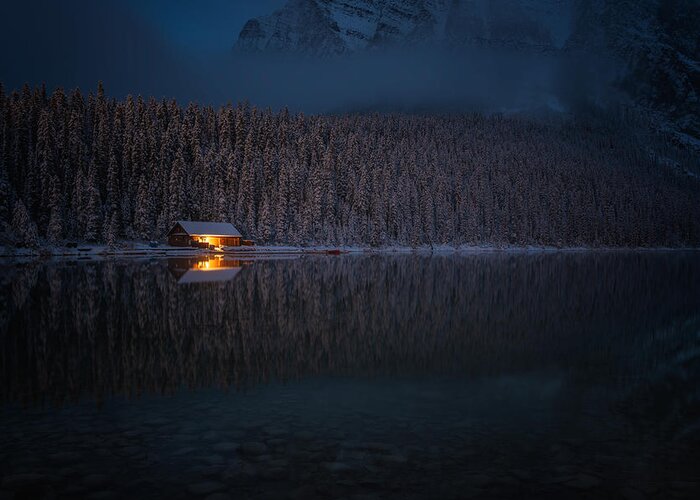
xmin=212 ymin=49 xmax=623 ymax=115
xmin=0 ymin=0 xmax=623 ymax=115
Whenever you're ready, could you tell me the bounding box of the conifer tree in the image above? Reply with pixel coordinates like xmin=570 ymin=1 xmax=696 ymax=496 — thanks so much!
xmin=47 ymin=177 xmax=63 ymax=243
xmin=134 ymin=174 xmax=153 ymax=239
xmin=0 ymin=160 xmax=11 ymax=231
xmin=106 ymin=211 xmax=119 ymax=248
xmin=83 ymin=162 xmax=101 ymax=241
xmin=12 ymin=199 xmax=39 ymax=247
xmin=168 ymin=148 xmax=186 ymax=225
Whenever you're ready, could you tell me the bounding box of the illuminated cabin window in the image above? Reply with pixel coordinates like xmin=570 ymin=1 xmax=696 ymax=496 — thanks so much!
xmin=167 ymin=222 xmax=243 ymax=248
xmin=195 ymin=236 xmax=224 ymax=245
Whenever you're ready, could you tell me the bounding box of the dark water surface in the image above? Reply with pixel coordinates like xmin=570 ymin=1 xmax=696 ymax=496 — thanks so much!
xmin=1 ymin=253 xmax=699 ymax=499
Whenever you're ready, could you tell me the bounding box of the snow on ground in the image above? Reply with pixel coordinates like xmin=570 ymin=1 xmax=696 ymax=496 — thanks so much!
xmin=1 ymin=242 xmax=698 ymax=260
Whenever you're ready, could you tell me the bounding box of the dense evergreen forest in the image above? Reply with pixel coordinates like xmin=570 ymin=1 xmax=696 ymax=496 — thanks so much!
xmin=0 ymin=83 xmax=699 ymax=248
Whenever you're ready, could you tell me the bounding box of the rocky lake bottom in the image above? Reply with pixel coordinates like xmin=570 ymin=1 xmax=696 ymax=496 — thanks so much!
xmin=2 ymin=379 xmax=698 ymax=500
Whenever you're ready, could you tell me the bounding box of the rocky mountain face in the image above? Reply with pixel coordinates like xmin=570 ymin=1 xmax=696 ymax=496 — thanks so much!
xmin=566 ymin=0 xmax=699 ymax=143
xmin=235 ymin=0 xmax=576 ymax=54
xmin=235 ymin=0 xmax=699 ymax=142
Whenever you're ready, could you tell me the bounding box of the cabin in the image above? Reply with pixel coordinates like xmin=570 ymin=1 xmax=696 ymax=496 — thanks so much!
xmin=167 ymin=220 xmax=243 ymax=247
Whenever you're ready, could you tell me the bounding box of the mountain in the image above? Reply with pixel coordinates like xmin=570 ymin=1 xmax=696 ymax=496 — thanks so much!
xmin=566 ymin=0 xmax=700 ymax=144
xmin=234 ymin=0 xmax=700 ymax=143
xmin=235 ymin=0 xmax=576 ymax=54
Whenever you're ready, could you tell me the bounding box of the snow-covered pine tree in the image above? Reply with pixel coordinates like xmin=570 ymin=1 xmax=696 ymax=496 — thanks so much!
xmin=47 ymin=176 xmax=64 ymax=243
xmin=83 ymin=161 xmax=101 ymax=242
xmin=258 ymin=191 xmax=273 ymax=243
xmin=134 ymin=174 xmax=153 ymax=240
xmin=12 ymin=198 xmax=39 ymax=247
xmin=168 ymin=148 xmax=186 ymax=226
xmin=105 ymin=211 xmax=119 ymax=249
xmin=0 ymin=162 xmax=12 ymax=235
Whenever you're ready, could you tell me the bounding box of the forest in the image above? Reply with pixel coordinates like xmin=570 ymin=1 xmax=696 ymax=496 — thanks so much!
xmin=0 ymin=82 xmax=699 ymax=248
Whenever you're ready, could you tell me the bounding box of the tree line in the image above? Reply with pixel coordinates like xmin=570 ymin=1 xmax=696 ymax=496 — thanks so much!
xmin=0 ymin=82 xmax=699 ymax=247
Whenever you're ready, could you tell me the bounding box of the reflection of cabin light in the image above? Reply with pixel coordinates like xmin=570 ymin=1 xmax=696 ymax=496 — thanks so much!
xmin=204 ymin=261 xmax=210 ymax=269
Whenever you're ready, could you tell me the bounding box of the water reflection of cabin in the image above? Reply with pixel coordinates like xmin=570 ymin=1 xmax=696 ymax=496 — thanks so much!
xmin=167 ymin=221 xmax=242 ymax=247
xmin=168 ymin=257 xmax=250 ymax=284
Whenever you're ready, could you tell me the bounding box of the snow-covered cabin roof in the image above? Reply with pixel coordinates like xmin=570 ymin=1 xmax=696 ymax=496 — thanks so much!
xmin=173 ymin=221 xmax=242 ymax=237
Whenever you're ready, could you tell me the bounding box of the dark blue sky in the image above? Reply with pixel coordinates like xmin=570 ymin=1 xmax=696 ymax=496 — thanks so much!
xmin=122 ymin=0 xmax=286 ymax=54
xmin=0 ymin=0 xmax=285 ymax=103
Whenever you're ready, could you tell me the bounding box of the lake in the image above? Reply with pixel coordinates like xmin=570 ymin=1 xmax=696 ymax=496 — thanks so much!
xmin=1 ymin=253 xmax=699 ymax=499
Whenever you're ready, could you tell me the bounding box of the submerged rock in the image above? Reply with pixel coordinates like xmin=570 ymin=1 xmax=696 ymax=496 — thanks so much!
xmin=263 ymin=427 xmax=287 ymax=437
xmin=202 ymin=431 xmax=220 ymax=441
xmin=266 ymin=438 xmax=287 ymax=448
xmin=204 ymin=494 xmax=232 ymax=500
xmin=293 ymin=431 xmax=314 ymax=441
xmin=187 ymin=481 xmax=226 ymax=496
xmin=2 ymin=473 xmax=51 ymax=488
xmin=322 ymin=461 xmax=352 ymax=472
xmin=566 ymin=474 xmax=602 ymax=489
xmin=172 ymin=447 xmax=196 ymax=456
xmin=358 ymin=442 xmax=394 ymax=453
xmin=238 ymin=442 xmax=268 ymax=456
xmin=375 ymin=453 xmax=408 ymax=465
xmin=671 ymin=481 xmax=698 ymax=491
xmin=48 ymin=451 xmax=83 ymax=462
xmin=86 ymin=491 xmax=119 ymax=500
xmin=619 ymin=487 xmax=646 ymax=500
xmin=212 ymin=442 xmax=238 ymax=453
xmin=82 ymin=474 xmax=110 ymax=488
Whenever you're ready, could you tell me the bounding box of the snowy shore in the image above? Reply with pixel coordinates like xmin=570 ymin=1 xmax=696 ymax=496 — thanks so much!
xmin=1 ymin=241 xmax=698 ymax=259
xmin=0 ymin=241 xmax=356 ymax=258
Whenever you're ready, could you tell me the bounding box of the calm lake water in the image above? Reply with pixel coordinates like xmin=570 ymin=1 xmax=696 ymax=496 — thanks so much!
xmin=1 ymin=253 xmax=699 ymax=499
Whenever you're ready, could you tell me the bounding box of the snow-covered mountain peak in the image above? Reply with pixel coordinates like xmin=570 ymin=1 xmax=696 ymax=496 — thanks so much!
xmin=234 ymin=0 xmax=576 ymax=54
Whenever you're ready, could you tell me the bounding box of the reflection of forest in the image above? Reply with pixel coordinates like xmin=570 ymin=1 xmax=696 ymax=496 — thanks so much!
xmin=1 ymin=254 xmax=699 ymax=406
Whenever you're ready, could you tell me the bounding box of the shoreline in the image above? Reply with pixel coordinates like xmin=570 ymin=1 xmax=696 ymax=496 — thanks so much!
xmin=1 ymin=241 xmax=699 ymax=260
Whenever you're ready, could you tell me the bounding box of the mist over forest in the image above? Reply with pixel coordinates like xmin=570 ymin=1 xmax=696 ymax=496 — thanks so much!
xmin=0 ymin=0 xmax=620 ymax=115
